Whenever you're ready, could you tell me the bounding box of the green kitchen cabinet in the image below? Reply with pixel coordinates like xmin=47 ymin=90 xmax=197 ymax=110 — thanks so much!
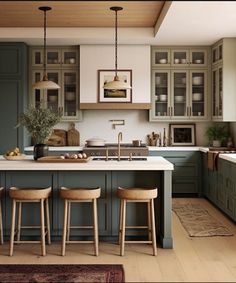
xmin=0 ymin=43 xmax=28 ymax=154
xmin=149 ymin=151 xmax=200 ymax=196
xmin=203 ymin=153 xmax=236 ymax=222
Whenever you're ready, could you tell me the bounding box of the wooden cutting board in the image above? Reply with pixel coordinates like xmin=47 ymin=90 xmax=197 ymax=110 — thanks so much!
xmin=67 ymin=123 xmax=80 ymax=146
xmin=37 ymin=156 xmax=91 ymax=163
xmin=46 ymin=129 xmax=67 ymax=146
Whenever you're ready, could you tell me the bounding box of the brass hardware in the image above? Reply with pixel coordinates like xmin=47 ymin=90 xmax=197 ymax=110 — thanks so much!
xmin=105 ymin=148 xmax=109 ymax=161
xmin=117 ymin=132 xmax=122 ymax=161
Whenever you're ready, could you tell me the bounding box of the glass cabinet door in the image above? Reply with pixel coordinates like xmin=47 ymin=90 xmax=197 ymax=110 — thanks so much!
xmin=218 ymin=66 xmax=223 ymax=118
xmin=212 ymin=68 xmax=218 ymax=117
xmin=190 ymin=70 xmax=207 ymax=118
xmin=172 ymin=71 xmax=188 ymax=118
xmin=46 ymin=72 xmax=60 ymax=112
xmin=62 ymin=71 xmax=78 ymax=119
xmin=62 ymin=49 xmax=78 ymax=66
xmin=190 ymin=49 xmax=207 ymax=67
xmin=171 ymin=49 xmax=189 ymax=66
xmin=32 ymin=49 xmax=43 ymax=67
xmin=152 ymin=49 xmax=170 ymax=66
xmin=32 ymin=71 xmax=44 ymax=107
xmin=47 ymin=49 xmax=61 ymax=67
xmin=152 ymin=70 xmax=170 ymax=118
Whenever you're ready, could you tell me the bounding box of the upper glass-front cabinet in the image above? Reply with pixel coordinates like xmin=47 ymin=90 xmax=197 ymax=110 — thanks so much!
xmin=212 ymin=41 xmax=223 ymax=66
xmin=32 ymin=47 xmax=78 ymax=67
xmin=212 ymin=66 xmax=223 ymax=120
xmin=152 ymin=48 xmax=207 ymax=67
xmin=30 ymin=46 xmax=82 ymax=122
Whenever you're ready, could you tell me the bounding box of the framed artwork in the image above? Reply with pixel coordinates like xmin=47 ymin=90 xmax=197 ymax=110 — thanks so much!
xmin=169 ymin=124 xmax=196 ymax=146
xmin=98 ymin=69 xmax=132 ymax=103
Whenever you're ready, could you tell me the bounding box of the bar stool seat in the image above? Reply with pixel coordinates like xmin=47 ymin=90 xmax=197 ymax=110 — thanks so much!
xmin=117 ymin=187 xmax=158 ymax=256
xmin=9 ymin=186 xmax=51 ymax=256
xmin=0 ymin=187 xmax=3 ymax=245
xmin=60 ymin=187 xmax=101 ymax=256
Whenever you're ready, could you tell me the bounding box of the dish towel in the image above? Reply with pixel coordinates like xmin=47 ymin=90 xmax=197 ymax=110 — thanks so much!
xmin=207 ymin=151 xmax=220 ymax=171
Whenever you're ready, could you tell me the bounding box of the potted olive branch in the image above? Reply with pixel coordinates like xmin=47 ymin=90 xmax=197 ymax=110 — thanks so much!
xmin=17 ymin=107 xmax=61 ymax=160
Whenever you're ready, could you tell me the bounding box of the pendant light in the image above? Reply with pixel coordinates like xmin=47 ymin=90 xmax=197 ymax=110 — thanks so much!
xmin=33 ymin=6 xmax=60 ymax=90
xmin=103 ymin=6 xmax=131 ymax=90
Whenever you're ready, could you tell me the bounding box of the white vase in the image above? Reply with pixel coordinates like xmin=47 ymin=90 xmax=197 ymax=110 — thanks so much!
xmin=212 ymin=140 xmax=221 ymax=147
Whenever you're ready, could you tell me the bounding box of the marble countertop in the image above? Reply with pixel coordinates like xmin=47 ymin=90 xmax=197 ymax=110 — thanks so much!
xmin=0 ymin=156 xmax=174 ymax=171
xmin=219 ymin=153 xmax=236 ymax=164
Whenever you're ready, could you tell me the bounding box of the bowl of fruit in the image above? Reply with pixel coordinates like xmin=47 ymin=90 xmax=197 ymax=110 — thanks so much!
xmin=4 ymin=147 xmax=25 ymax=160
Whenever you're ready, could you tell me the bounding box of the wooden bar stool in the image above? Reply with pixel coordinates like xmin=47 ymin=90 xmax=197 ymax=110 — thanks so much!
xmin=0 ymin=187 xmax=4 ymax=245
xmin=117 ymin=187 xmax=158 ymax=256
xmin=9 ymin=186 xmax=51 ymax=256
xmin=60 ymin=187 xmax=101 ymax=256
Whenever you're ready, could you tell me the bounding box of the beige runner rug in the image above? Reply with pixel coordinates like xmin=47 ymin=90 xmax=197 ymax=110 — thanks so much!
xmin=172 ymin=204 xmax=233 ymax=237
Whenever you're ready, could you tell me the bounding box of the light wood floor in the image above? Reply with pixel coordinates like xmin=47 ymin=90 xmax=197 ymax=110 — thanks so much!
xmin=1 ymin=198 xmax=236 ymax=282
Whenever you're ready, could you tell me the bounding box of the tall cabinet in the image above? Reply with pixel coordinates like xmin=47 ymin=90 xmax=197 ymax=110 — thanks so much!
xmin=211 ymin=38 xmax=236 ymax=121
xmin=30 ymin=46 xmax=82 ymax=121
xmin=150 ymin=47 xmax=210 ymax=122
xmin=0 ymin=43 xmax=28 ymax=154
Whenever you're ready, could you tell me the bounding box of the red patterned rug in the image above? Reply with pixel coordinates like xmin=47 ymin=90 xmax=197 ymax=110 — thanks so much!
xmin=0 ymin=264 xmax=125 ymax=282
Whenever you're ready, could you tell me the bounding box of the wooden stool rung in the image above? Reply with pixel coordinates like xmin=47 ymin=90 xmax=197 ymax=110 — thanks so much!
xmin=14 ymin=240 xmax=42 ymax=244
xmin=69 ymin=225 xmax=93 ymax=229
xmin=125 ymin=225 xmax=149 ymax=229
xmin=66 ymin=240 xmax=94 ymax=244
xmin=125 ymin=240 xmax=153 ymax=244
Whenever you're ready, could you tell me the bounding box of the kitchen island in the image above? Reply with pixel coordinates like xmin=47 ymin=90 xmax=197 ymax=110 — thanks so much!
xmin=0 ymin=156 xmax=174 ymax=248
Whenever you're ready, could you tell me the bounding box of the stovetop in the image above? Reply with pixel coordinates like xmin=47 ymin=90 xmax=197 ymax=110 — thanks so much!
xmin=84 ymin=143 xmax=147 ymax=148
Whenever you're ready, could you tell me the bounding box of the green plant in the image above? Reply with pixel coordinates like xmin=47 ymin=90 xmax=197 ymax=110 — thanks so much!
xmin=206 ymin=124 xmax=229 ymax=143
xmin=17 ymin=107 xmax=61 ymax=144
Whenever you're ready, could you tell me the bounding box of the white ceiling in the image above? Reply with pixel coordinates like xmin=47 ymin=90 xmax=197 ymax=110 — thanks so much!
xmin=0 ymin=1 xmax=236 ymax=45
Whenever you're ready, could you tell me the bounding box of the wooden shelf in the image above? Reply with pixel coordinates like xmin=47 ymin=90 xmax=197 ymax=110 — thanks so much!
xmin=80 ymin=103 xmax=151 ymax=110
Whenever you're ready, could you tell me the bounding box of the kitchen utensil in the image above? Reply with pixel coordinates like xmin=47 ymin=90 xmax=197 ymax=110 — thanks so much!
xmin=132 ymin=140 xmax=142 ymax=147
xmin=193 ymin=93 xmax=203 ymax=101
xmin=65 ymin=92 xmax=75 ymax=101
xmin=3 ymin=154 xmax=26 ymax=160
xmin=37 ymin=156 xmax=91 ymax=162
xmin=52 ymin=129 xmax=67 ymax=146
xmin=67 ymin=122 xmax=80 ymax=146
xmin=159 ymin=94 xmax=167 ymax=102
xmin=174 ymin=96 xmax=184 ymax=102
xmin=159 ymin=58 xmax=167 ymax=64
xmin=192 ymin=76 xmax=203 ymax=85
xmin=86 ymin=138 xmax=106 ymax=147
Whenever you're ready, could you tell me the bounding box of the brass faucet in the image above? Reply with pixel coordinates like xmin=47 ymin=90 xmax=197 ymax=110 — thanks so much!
xmin=117 ymin=132 xmax=123 ymax=161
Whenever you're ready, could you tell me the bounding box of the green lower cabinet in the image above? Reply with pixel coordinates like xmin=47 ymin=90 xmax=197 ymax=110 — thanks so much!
xmin=149 ymin=151 xmax=200 ymax=195
xmin=203 ymin=154 xmax=236 ymax=222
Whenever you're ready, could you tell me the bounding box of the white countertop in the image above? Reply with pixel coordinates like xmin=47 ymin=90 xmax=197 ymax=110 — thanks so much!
xmin=24 ymin=146 xmax=84 ymax=152
xmin=219 ymin=153 xmax=236 ymax=164
xmin=0 ymin=156 xmax=174 ymax=171
xmin=148 ymin=146 xmax=209 ymax=153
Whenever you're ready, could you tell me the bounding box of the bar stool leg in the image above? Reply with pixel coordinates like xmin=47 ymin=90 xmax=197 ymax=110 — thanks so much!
xmin=147 ymin=201 xmax=152 ymax=242
xmin=150 ymin=199 xmax=157 ymax=256
xmin=93 ymin=198 xmax=99 ymax=256
xmin=118 ymin=199 xmax=123 ymax=245
xmin=45 ymin=198 xmax=51 ymax=244
xmin=61 ymin=199 xmax=68 ymax=256
xmin=120 ymin=199 xmax=126 ymax=256
xmin=40 ymin=199 xmax=46 ymax=256
xmin=16 ymin=202 xmax=22 ymax=242
xmin=9 ymin=199 xmax=16 ymax=256
xmin=67 ymin=201 xmax=71 ymax=242
xmin=0 ymin=201 xmax=3 ymax=244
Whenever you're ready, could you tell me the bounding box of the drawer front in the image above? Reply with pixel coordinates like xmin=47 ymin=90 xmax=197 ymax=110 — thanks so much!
xmin=149 ymin=151 xmax=199 ymax=162
xmin=173 ymin=163 xmax=198 ymax=177
xmin=173 ymin=178 xmax=198 ymax=194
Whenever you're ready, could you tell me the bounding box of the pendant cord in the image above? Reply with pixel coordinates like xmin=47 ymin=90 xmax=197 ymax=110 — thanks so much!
xmin=43 ymin=9 xmax=47 ymax=77
xmin=115 ymin=9 xmax=118 ymax=77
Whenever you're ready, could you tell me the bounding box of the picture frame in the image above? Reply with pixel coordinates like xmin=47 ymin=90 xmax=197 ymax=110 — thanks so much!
xmin=98 ymin=69 xmax=132 ymax=103
xmin=169 ymin=124 xmax=196 ymax=146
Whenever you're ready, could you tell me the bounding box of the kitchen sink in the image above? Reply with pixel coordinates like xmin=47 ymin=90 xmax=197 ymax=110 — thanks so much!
xmin=92 ymin=157 xmax=147 ymax=161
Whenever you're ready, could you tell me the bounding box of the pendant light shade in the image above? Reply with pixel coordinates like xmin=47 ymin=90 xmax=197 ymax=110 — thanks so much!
xmin=33 ymin=6 xmax=60 ymax=90
xmin=103 ymin=7 xmax=131 ymax=91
